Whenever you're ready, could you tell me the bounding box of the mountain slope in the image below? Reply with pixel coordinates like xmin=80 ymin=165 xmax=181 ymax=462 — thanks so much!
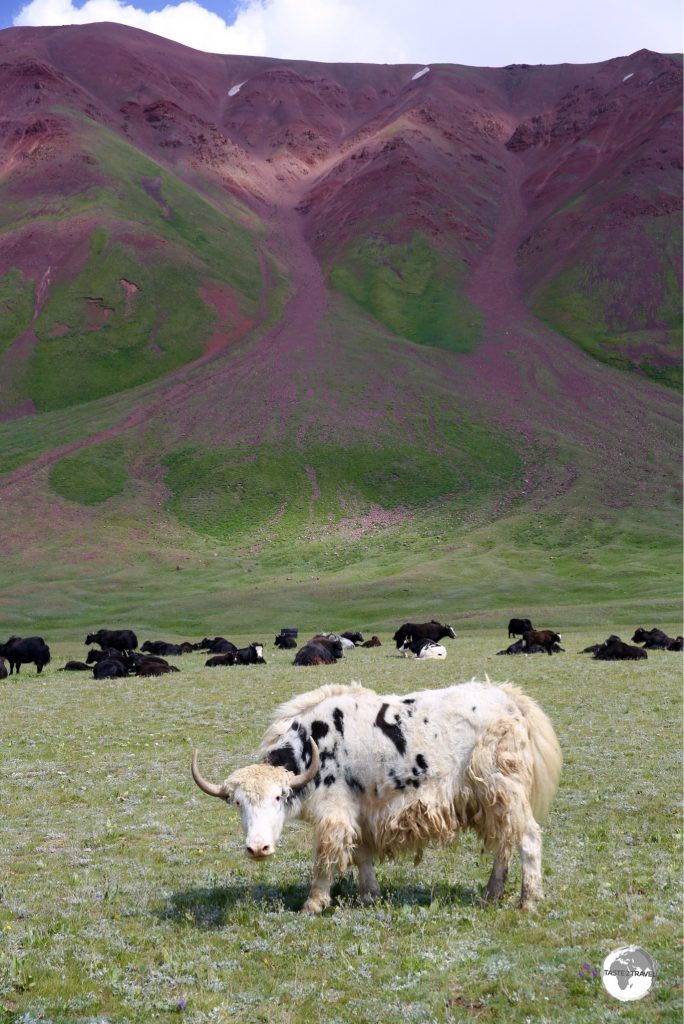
xmin=0 ymin=24 xmax=680 ymax=631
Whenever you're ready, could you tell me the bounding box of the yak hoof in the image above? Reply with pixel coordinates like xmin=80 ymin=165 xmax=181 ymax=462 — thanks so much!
xmin=359 ymin=887 xmax=380 ymax=906
xmin=300 ymin=894 xmax=331 ymax=915
xmin=518 ymin=890 xmax=542 ymax=911
xmin=481 ymin=882 xmax=506 ymax=906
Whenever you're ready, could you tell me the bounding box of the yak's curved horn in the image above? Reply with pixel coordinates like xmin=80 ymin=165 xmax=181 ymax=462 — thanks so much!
xmin=191 ymin=749 xmax=227 ymax=798
xmin=289 ymin=738 xmax=320 ymax=791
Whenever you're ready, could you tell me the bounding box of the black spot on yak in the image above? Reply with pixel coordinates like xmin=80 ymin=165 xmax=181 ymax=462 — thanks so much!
xmin=375 ymin=703 xmax=407 ymax=755
xmin=415 ymin=754 xmax=428 ymax=773
xmin=388 ymin=768 xmax=406 ymax=791
xmin=323 ymin=774 xmax=336 ymax=787
xmin=345 ymin=771 xmax=365 ymax=794
xmin=264 ymin=744 xmax=298 ymax=775
xmin=311 ymin=720 xmax=330 ymax=743
xmin=402 ymin=698 xmax=416 ymax=704
xmin=319 ymin=743 xmax=338 ymax=767
xmin=332 ymin=708 xmax=345 ymax=736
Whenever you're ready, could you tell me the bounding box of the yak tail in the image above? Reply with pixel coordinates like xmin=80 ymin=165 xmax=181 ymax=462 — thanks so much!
xmin=501 ymin=683 xmax=562 ymax=822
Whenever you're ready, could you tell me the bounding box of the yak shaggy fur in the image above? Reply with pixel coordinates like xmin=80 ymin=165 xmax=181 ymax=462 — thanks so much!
xmin=253 ymin=679 xmax=562 ymax=912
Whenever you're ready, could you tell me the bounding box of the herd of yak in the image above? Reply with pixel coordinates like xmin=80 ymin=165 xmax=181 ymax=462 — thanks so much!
xmin=0 ymin=618 xmax=680 ymax=678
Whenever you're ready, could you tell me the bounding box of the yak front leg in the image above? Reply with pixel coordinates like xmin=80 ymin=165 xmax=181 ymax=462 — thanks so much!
xmin=301 ymin=814 xmax=358 ymax=914
xmin=482 ymin=849 xmax=510 ymax=904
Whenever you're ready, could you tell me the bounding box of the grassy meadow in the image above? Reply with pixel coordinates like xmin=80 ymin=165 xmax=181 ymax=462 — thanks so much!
xmin=1 ymin=629 xmax=681 ymax=1023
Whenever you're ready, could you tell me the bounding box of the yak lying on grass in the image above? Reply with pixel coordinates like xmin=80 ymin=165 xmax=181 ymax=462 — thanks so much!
xmin=192 ymin=680 xmax=562 ymax=914
xmin=631 ymin=627 xmax=676 ymax=650
xmin=593 ymin=637 xmax=648 ymax=661
xmin=399 ymin=638 xmax=448 ymax=659
xmin=294 ymin=636 xmax=344 ymax=666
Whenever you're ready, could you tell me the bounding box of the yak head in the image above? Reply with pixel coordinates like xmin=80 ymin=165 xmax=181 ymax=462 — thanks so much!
xmin=191 ymin=740 xmax=319 ymax=859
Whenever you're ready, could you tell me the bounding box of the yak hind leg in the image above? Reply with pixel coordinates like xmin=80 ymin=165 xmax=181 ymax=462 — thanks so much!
xmin=301 ymin=814 xmax=358 ymax=915
xmin=519 ymin=817 xmax=543 ymax=908
xmin=482 ymin=816 xmax=543 ymax=909
xmin=353 ymin=846 xmax=380 ymax=905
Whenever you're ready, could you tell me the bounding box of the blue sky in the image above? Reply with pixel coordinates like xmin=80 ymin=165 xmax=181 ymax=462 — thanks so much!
xmin=0 ymin=0 xmax=681 ymax=66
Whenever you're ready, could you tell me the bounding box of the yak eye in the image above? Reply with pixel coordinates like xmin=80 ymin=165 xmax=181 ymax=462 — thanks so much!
xmin=234 ymin=798 xmax=241 ymax=807
xmin=275 ymin=795 xmax=281 ymax=802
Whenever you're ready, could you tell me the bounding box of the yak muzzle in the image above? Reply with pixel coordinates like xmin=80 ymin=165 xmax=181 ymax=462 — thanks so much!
xmin=246 ymin=843 xmax=274 ymax=859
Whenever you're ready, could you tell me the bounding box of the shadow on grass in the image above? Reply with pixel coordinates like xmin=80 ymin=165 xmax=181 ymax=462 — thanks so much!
xmin=160 ymin=878 xmax=480 ymax=927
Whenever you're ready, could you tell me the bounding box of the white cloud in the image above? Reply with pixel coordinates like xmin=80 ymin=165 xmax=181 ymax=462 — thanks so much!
xmin=12 ymin=0 xmax=684 ymax=66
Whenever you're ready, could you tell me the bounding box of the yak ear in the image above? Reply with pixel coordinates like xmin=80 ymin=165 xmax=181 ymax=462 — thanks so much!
xmin=220 ymin=776 xmax=239 ymax=802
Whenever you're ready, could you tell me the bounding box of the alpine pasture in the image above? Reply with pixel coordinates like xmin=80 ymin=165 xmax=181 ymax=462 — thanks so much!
xmin=1 ymin=629 xmax=681 ymax=1022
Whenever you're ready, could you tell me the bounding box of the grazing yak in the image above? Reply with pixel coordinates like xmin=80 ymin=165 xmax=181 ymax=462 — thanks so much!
xmin=631 ymin=627 xmax=675 ymax=650
xmin=0 ymin=636 xmax=51 ymax=674
xmin=192 ymin=681 xmax=562 ymax=914
xmin=85 ymin=629 xmax=137 ymax=654
xmin=521 ymin=629 xmax=562 ymax=655
xmin=399 ymin=638 xmax=448 ymax=659
xmin=593 ymin=637 xmax=648 ymax=661
xmin=508 ymin=618 xmax=533 ymax=639
xmin=393 ymin=620 xmax=456 ymax=649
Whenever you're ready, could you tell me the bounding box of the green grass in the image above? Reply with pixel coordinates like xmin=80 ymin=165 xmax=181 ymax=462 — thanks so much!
xmin=48 ymin=441 xmax=130 ymax=506
xmin=330 ymin=233 xmax=484 ymax=352
xmin=0 ymin=269 xmax=34 ymax=356
xmin=162 ymin=430 xmax=521 ymax=545
xmin=0 ymin=632 xmax=681 ymax=1022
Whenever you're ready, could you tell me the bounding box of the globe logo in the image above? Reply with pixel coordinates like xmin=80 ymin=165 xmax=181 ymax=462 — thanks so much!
xmin=602 ymin=946 xmax=656 ymax=1001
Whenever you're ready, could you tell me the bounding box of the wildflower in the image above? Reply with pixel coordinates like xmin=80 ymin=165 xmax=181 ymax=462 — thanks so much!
xmin=177 ymin=999 xmax=187 ymax=1012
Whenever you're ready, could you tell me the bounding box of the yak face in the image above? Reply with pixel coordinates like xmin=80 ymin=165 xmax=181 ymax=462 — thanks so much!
xmin=445 ymin=625 xmax=456 ymax=639
xmin=224 ymin=765 xmax=292 ymax=859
